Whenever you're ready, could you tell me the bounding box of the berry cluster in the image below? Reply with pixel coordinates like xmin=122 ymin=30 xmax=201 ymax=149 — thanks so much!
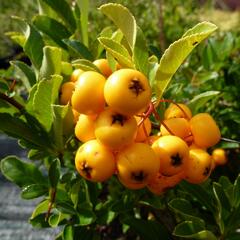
xmin=59 ymin=59 xmax=223 ymax=195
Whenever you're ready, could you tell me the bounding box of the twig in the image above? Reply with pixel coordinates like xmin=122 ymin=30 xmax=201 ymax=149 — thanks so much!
xmin=0 ymin=92 xmax=24 ymax=111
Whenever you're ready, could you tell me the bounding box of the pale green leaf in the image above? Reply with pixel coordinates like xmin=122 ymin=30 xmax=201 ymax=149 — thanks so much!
xmin=39 ymin=46 xmax=62 ymax=80
xmin=154 ymin=22 xmax=218 ymax=101
xmin=32 ymin=75 xmax=63 ymax=131
xmin=30 ymin=199 xmax=49 ymax=219
xmin=77 ymin=0 xmax=89 ymax=47
xmin=72 ymin=59 xmax=101 ymax=72
xmin=98 ymin=37 xmax=133 ymax=68
xmin=99 ymin=3 xmax=137 ymax=50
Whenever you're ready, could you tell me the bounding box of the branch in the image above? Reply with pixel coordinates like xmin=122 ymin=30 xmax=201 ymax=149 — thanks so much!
xmin=0 ymin=92 xmax=24 ymax=111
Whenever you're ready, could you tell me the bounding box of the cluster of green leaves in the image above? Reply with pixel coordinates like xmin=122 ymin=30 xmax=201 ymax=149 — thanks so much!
xmin=0 ymin=0 xmax=239 ymax=239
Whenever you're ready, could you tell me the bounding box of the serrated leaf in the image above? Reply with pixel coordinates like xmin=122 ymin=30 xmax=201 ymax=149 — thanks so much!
xmin=154 ymin=21 xmax=217 ymax=100
xmin=1 ymin=156 xmax=47 ymax=188
xmin=72 ymin=59 xmax=101 ymax=72
xmin=10 ymin=60 xmax=36 ymax=89
xmin=173 ymin=221 xmax=217 ymax=240
xmin=98 ymin=37 xmax=133 ymax=68
xmin=63 ymin=39 xmax=93 ymax=60
xmin=188 ymin=91 xmax=220 ymax=114
xmin=133 ymin=27 xmax=149 ymax=76
xmin=99 ymin=3 xmax=137 ymax=50
xmin=51 ymin=104 xmax=74 ymax=151
xmin=76 ymin=0 xmax=89 ymax=47
xmin=41 ymin=0 xmax=76 ymax=32
xmin=31 ymin=199 xmax=49 ymax=219
xmin=169 ymin=198 xmax=205 ymax=227
xmin=13 ymin=18 xmax=44 ymax=70
xmin=49 ymin=159 xmax=61 ymax=188
xmin=39 ymin=46 xmax=62 ymax=80
xmin=33 ymin=15 xmax=71 ymax=49
xmin=21 ymin=184 xmax=48 ymax=199
xmin=32 ymin=75 xmax=63 ymax=131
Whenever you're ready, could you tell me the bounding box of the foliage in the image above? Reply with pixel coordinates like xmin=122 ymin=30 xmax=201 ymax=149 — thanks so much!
xmin=0 ymin=1 xmax=240 ymax=240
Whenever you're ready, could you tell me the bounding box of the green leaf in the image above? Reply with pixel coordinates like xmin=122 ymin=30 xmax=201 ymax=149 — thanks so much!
xmin=31 ymin=199 xmax=49 ymax=219
xmin=49 ymin=211 xmax=68 ymax=228
xmin=98 ymin=37 xmax=134 ymax=68
xmin=1 ymin=156 xmax=47 ymax=188
xmin=168 ymin=198 xmax=205 ymax=227
xmin=51 ymin=104 xmax=74 ymax=151
xmin=56 ymin=202 xmax=77 ymax=215
xmin=49 ymin=159 xmax=61 ymax=188
xmin=63 ymin=225 xmax=74 ymax=240
xmin=21 ymin=184 xmax=48 ymax=199
xmin=122 ymin=216 xmax=170 ymax=240
xmin=154 ymin=21 xmax=217 ymax=100
xmin=33 ymin=15 xmax=71 ymax=49
xmin=24 ymin=24 xmax=45 ymax=70
xmin=233 ymin=174 xmax=240 ymax=208
xmin=173 ymin=221 xmax=217 ymax=240
xmin=32 ymin=75 xmax=63 ymax=132
xmin=39 ymin=46 xmax=62 ymax=80
xmin=77 ymin=0 xmax=89 ymax=47
xmin=213 ymin=182 xmax=229 ymax=234
xmin=61 ymin=62 xmax=73 ymax=76
xmin=5 ymin=31 xmax=26 ymax=47
xmin=180 ymin=181 xmax=215 ymax=212
xmin=133 ymin=27 xmax=149 ymax=76
xmin=78 ymin=207 xmax=96 ymax=226
xmin=99 ymin=3 xmax=137 ymax=50
xmin=188 ymin=91 xmax=220 ymax=114
xmin=30 ymin=213 xmax=50 ymax=228
xmin=41 ymin=0 xmax=76 ymax=32
xmin=10 ymin=60 xmax=36 ymax=89
xmin=0 ymin=113 xmax=49 ymax=149
xmin=63 ymin=39 xmax=93 ymax=60
xmin=72 ymin=59 xmax=101 ymax=72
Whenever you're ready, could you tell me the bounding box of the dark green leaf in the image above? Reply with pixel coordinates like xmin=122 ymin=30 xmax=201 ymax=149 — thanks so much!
xmin=33 ymin=15 xmax=71 ymax=49
xmin=233 ymin=174 xmax=240 ymax=208
xmin=63 ymin=39 xmax=93 ymax=61
xmin=10 ymin=60 xmax=36 ymax=89
xmin=56 ymin=202 xmax=77 ymax=215
xmin=21 ymin=184 xmax=48 ymax=199
xmin=41 ymin=0 xmax=76 ymax=32
xmin=49 ymin=211 xmax=67 ymax=227
xmin=169 ymin=198 xmax=205 ymax=227
xmin=173 ymin=221 xmax=217 ymax=240
xmin=30 ymin=213 xmax=50 ymax=228
xmin=49 ymin=159 xmax=61 ymax=188
xmin=122 ymin=216 xmax=170 ymax=240
xmin=180 ymin=181 xmax=215 ymax=212
xmin=78 ymin=208 xmax=96 ymax=226
xmin=1 ymin=156 xmax=47 ymax=188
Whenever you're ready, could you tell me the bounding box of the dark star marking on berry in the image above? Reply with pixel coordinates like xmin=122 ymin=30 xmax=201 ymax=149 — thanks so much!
xmin=203 ymin=165 xmax=211 ymax=176
xmin=81 ymin=161 xmax=92 ymax=179
xmin=131 ymin=170 xmax=146 ymax=182
xmin=111 ymin=114 xmax=127 ymax=126
xmin=129 ymin=79 xmax=144 ymax=96
xmin=171 ymin=153 xmax=182 ymax=167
